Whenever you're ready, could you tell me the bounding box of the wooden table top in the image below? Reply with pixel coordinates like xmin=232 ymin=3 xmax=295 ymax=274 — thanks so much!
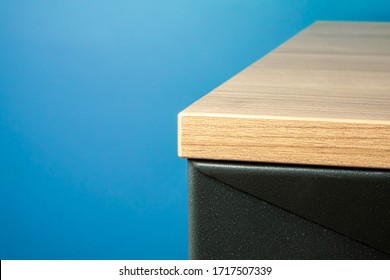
xmin=178 ymin=21 xmax=390 ymax=169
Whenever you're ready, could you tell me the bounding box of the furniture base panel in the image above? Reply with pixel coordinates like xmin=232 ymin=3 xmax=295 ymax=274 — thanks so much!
xmin=188 ymin=160 xmax=390 ymax=260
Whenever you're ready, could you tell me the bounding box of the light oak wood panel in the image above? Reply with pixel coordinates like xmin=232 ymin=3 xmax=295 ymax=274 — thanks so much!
xmin=178 ymin=21 xmax=390 ymax=169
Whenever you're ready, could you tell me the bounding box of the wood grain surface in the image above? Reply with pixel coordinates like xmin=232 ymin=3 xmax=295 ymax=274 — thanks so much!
xmin=178 ymin=21 xmax=390 ymax=169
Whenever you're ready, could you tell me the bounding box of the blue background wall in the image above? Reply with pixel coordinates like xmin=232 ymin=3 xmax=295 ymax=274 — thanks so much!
xmin=1 ymin=0 xmax=389 ymax=259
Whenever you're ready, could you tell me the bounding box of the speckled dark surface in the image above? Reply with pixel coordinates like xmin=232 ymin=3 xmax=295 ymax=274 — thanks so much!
xmin=188 ymin=160 xmax=390 ymax=260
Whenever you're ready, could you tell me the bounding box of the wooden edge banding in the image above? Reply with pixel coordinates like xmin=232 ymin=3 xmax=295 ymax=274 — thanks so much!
xmin=178 ymin=114 xmax=390 ymax=169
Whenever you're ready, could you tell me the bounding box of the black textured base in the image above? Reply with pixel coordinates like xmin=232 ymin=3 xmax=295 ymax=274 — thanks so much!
xmin=188 ymin=160 xmax=390 ymax=260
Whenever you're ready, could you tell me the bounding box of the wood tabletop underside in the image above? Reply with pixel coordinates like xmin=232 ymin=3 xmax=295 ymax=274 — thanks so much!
xmin=178 ymin=21 xmax=390 ymax=169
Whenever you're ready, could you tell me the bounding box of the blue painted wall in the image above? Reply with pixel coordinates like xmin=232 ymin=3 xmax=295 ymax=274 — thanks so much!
xmin=1 ymin=0 xmax=389 ymax=259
